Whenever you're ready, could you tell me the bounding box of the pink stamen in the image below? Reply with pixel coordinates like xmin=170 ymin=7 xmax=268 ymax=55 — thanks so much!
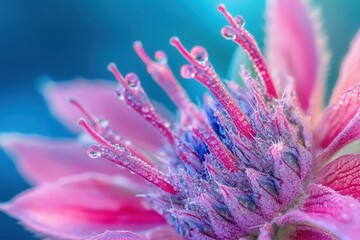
xmin=71 ymin=99 xmax=155 ymax=166
xmin=70 ymin=98 xmax=98 ymax=124
xmin=194 ymin=128 xmax=239 ymax=172
xmin=170 ymin=37 xmax=203 ymax=69
xmin=134 ymin=41 xmax=193 ymax=112
xmin=108 ymin=63 xmax=127 ymax=87
xmin=78 ymin=118 xmax=177 ymax=194
xmin=217 ymin=4 xmax=278 ymax=98
xmin=108 ymin=63 xmax=175 ymax=145
xmin=133 ymin=41 xmax=152 ymax=65
xmin=170 ymin=37 xmax=255 ymax=139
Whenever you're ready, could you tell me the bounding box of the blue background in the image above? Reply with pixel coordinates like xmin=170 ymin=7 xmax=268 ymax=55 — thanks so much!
xmin=0 ymin=0 xmax=359 ymax=238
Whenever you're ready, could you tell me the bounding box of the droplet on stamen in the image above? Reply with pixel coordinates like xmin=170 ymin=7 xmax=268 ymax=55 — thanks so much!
xmin=125 ymin=73 xmax=141 ymax=90
xmin=190 ymin=46 xmax=208 ymax=63
xmin=221 ymin=26 xmax=236 ymax=40
xmin=234 ymin=15 xmax=245 ymax=27
xmin=180 ymin=64 xmax=196 ymax=79
xmin=154 ymin=50 xmax=168 ymax=64
xmin=87 ymin=145 xmax=102 ymax=158
xmin=115 ymin=85 xmax=126 ymax=100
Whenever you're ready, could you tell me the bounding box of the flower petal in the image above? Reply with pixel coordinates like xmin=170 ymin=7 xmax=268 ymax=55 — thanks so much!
xmin=315 ymin=83 xmax=360 ymax=149
xmin=42 ymin=80 xmax=165 ymax=150
xmin=143 ymin=225 xmax=182 ymax=240
xmin=265 ymin=0 xmax=330 ymax=111
xmin=90 ymin=226 xmax=182 ymax=240
xmin=276 ymin=184 xmax=360 ymax=240
xmin=316 ymin=110 xmax=360 ymax=165
xmin=330 ymin=31 xmax=360 ymax=104
xmin=0 ymin=133 xmax=146 ymax=186
xmin=314 ymin=154 xmax=360 ymax=201
xmin=90 ymin=230 xmax=144 ymax=240
xmin=0 ymin=173 xmax=166 ymax=239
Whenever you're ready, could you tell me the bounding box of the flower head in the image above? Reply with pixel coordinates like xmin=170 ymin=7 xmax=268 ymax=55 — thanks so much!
xmin=1 ymin=0 xmax=360 ymax=239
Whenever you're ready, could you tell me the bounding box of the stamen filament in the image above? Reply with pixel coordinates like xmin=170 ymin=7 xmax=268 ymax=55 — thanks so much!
xmin=170 ymin=37 xmax=255 ymax=139
xmin=70 ymin=99 xmax=155 ymax=166
xmin=108 ymin=63 xmax=175 ymax=145
xmin=78 ymin=118 xmax=177 ymax=194
xmin=217 ymin=4 xmax=278 ymax=98
xmin=133 ymin=41 xmax=193 ymax=112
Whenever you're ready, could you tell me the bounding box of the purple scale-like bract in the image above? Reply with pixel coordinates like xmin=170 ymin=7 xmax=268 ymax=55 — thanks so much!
xmin=1 ymin=1 xmax=360 ymax=240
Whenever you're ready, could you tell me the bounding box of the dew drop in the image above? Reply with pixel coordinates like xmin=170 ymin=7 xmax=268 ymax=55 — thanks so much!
xmin=180 ymin=64 xmax=196 ymax=79
xmin=190 ymin=46 xmax=208 ymax=63
xmin=116 ymin=85 xmax=126 ymax=100
xmin=221 ymin=26 xmax=236 ymax=40
xmin=164 ymin=121 xmax=170 ymax=128
xmin=125 ymin=73 xmax=141 ymax=90
xmin=155 ymin=50 xmax=167 ymax=64
xmin=234 ymin=15 xmax=245 ymax=27
xmin=87 ymin=145 xmax=102 ymax=158
xmin=98 ymin=118 xmax=109 ymax=128
xmin=141 ymin=105 xmax=150 ymax=113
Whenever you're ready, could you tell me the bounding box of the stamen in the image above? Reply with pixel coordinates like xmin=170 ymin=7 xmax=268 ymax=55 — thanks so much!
xmin=133 ymin=41 xmax=193 ymax=112
xmin=108 ymin=63 xmax=175 ymax=144
xmin=70 ymin=98 xmax=154 ymax=166
xmin=78 ymin=118 xmax=177 ymax=194
xmin=70 ymin=98 xmax=97 ymax=123
xmin=170 ymin=37 xmax=254 ymax=139
xmin=217 ymin=4 xmax=278 ymax=98
xmin=194 ymin=128 xmax=239 ymax=172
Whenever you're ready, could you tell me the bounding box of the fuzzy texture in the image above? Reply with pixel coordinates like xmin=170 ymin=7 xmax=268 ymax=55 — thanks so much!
xmin=1 ymin=0 xmax=360 ymax=239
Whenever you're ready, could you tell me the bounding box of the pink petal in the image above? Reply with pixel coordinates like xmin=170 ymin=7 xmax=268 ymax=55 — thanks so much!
xmin=143 ymin=225 xmax=182 ymax=240
xmin=276 ymin=184 xmax=360 ymax=239
xmin=316 ymin=110 xmax=360 ymax=165
xmin=314 ymin=83 xmax=360 ymax=152
xmin=314 ymin=154 xmax=360 ymax=201
xmin=0 ymin=133 xmax=146 ymax=186
xmin=330 ymin=31 xmax=360 ymax=104
xmin=265 ymin=0 xmax=330 ymax=111
xmin=42 ymin=80 xmax=165 ymax=150
xmin=90 ymin=230 xmax=144 ymax=240
xmin=1 ymin=173 xmax=166 ymax=239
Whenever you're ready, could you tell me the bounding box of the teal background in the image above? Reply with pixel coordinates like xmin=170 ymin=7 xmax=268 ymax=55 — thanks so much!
xmin=0 ymin=0 xmax=358 ymax=238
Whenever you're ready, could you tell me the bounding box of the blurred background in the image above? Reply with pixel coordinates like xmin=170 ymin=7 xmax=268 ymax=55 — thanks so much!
xmin=0 ymin=0 xmax=358 ymax=238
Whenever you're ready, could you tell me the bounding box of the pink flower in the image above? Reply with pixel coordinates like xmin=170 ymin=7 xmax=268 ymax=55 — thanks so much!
xmin=1 ymin=0 xmax=360 ymax=239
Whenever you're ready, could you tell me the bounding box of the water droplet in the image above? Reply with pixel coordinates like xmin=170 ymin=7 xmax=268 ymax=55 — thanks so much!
xmin=125 ymin=73 xmax=141 ymax=90
xmin=190 ymin=46 xmax=208 ymax=63
xmin=180 ymin=64 xmax=196 ymax=79
xmin=87 ymin=145 xmax=102 ymax=158
xmin=234 ymin=15 xmax=245 ymax=27
xmin=164 ymin=121 xmax=171 ymax=128
xmin=116 ymin=85 xmax=126 ymax=100
xmin=141 ymin=105 xmax=150 ymax=113
xmin=155 ymin=50 xmax=167 ymax=64
xmin=221 ymin=26 xmax=236 ymax=40
xmin=98 ymin=118 xmax=109 ymax=128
